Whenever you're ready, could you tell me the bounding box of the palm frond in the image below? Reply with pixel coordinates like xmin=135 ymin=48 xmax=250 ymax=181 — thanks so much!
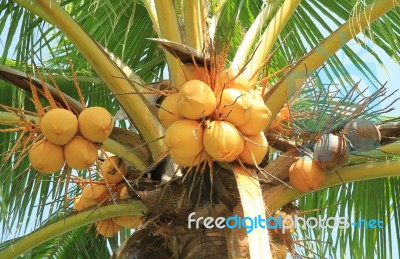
xmin=0 ymin=0 xmax=399 ymax=257
xmin=295 ymin=177 xmax=400 ymax=258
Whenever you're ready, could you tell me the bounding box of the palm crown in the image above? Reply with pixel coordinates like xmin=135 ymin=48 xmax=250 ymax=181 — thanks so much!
xmin=0 ymin=0 xmax=399 ymax=258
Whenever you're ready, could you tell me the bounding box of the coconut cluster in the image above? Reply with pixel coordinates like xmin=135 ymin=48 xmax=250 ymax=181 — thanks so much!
xmin=289 ymin=134 xmax=350 ymax=192
xmin=159 ymin=68 xmax=272 ymax=167
xmin=72 ymin=156 xmax=142 ymax=237
xmin=29 ymin=107 xmax=114 ymax=174
xmin=289 ymin=118 xmax=381 ymax=192
xmin=73 ymin=183 xmax=143 ymax=237
xmin=96 ymin=214 xmax=143 ymax=238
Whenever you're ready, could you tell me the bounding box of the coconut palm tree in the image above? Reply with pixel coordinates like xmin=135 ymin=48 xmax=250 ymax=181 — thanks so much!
xmin=0 ymin=0 xmax=399 ymax=258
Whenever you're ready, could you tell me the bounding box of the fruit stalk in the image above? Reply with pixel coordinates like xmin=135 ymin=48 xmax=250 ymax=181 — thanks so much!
xmin=265 ymin=160 xmax=400 ymax=211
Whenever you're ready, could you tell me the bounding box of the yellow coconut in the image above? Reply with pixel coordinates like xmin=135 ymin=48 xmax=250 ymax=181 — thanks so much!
xmin=269 ymin=112 xmax=282 ymax=129
xmin=279 ymin=106 xmax=290 ymax=121
xmin=217 ymin=88 xmax=253 ymax=126
xmin=237 ymin=100 xmax=272 ymax=135
xmin=112 ymin=215 xmax=143 ymax=228
xmin=73 ymin=196 xmax=86 ymax=211
xmin=81 ymin=184 xmax=110 ymax=204
xmin=96 ymin=219 xmax=121 ymax=237
xmin=29 ymin=139 xmax=65 ymax=174
xmin=165 ymin=119 xmax=204 ymax=158
xmin=289 ymin=156 xmax=326 ymax=192
xmin=170 ymin=149 xmax=206 ymax=167
xmin=203 ymin=120 xmax=244 ymax=162
xmin=158 ymin=93 xmax=184 ymax=128
xmin=177 ymin=80 xmax=217 ymax=119
xmin=80 ymin=197 xmax=98 ymax=208
xmin=64 ymin=136 xmax=98 ymax=170
xmin=176 ymin=64 xmax=210 ymax=88
xmin=239 ymin=132 xmax=269 ymax=165
xmin=78 ymin=107 xmax=114 ymax=143
xmin=217 ymin=68 xmax=250 ymax=92
xmin=40 ymin=108 xmax=78 ymax=145
xmin=119 ymin=186 xmax=131 ymax=200
xmin=101 ymin=156 xmax=128 ymax=184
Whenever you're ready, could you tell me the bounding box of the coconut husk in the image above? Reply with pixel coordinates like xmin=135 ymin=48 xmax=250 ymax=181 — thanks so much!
xmin=313 ymin=134 xmax=349 ymax=171
xmin=344 ymin=118 xmax=381 ymax=152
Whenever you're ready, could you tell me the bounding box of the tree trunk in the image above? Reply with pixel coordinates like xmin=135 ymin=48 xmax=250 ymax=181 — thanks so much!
xmin=113 ymin=165 xmax=252 ymax=258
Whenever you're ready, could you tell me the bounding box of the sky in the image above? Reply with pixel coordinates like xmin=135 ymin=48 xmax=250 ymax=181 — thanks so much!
xmin=330 ymin=38 xmax=400 ymax=117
